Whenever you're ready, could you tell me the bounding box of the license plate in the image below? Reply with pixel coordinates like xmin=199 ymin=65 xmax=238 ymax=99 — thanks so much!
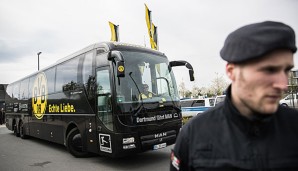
xmin=153 ymin=143 xmax=167 ymax=150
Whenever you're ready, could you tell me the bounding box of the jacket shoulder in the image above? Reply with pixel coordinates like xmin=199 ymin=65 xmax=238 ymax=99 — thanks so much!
xmin=277 ymin=106 xmax=298 ymax=122
xmin=185 ymin=105 xmax=225 ymax=133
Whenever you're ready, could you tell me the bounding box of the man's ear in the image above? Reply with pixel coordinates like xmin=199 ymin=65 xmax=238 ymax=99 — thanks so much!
xmin=226 ymin=63 xmax=236 ymax=81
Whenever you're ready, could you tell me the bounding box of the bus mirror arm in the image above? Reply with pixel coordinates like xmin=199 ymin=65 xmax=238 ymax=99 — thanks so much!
xmin=169 ymin=60 xmax=195 ymax=81
xmin=108 ymin=51 xmax=125 ymax=77
xmin=108 ymin=51 xmax=124 ymax=62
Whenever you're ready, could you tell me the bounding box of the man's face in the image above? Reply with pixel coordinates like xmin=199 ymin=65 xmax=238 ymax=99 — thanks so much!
xmin=226 ymin=50 xmax=294 ymax=116
xmin=143 ymin=85 xmax=149 ymax=92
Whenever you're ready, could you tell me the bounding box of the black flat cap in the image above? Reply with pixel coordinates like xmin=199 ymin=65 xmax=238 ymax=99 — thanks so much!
xmin=220 ymin=21 xmax=297 ymax=63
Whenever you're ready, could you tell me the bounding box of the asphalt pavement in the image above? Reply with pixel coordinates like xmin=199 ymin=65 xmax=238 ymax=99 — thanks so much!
xmin=0 ymin=125 xmax=172 ymax=171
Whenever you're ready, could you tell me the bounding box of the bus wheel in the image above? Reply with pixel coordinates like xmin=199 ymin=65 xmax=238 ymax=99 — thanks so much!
xmin=14 ymin=123 xmax=20 ymax=137
xmin=19 ymin=121 xmax=28 ymax=139
xmin=66 ymin=128 xmax=89 ymax=158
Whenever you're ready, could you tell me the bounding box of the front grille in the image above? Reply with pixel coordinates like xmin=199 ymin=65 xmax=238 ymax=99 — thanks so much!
xmin=140 ymin=130 xmax=176 ymax=148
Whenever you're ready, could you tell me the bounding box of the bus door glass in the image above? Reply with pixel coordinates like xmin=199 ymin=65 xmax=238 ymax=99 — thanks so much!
xmin=96 ymin=68 xmax=113 ymax=131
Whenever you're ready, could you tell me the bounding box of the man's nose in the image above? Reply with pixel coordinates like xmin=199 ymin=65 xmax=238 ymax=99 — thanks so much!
xmin=273 ymin=72 xmax=289 ymax=91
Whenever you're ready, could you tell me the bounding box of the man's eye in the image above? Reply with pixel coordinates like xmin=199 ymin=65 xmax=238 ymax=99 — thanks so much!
xmin=285 ymin=67 xmax=293 ymax=73
xmin=265 ymin=67 xmax=278 ymax=73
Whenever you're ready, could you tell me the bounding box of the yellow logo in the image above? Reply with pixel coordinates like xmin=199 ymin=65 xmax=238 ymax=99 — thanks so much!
xmin=32 ymin=72 xmax=48 ymax=119
xmin=118 ymin=65 xmax=124 ymax=72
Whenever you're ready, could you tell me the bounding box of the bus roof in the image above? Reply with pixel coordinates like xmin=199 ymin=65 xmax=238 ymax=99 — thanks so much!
xmin=9 ymin=42 xmax=166 ymax=84
xmin=57 ymin=42 xmax=165 ymax=64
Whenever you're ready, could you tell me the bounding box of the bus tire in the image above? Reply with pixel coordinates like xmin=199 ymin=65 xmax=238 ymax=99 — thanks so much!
xmin=14 ymin=122 xmax=20 ymax=137
xmin=19 ymin=121 xmax=28 ymax=139
xmin=66 ymin=128 xmax=89 ymax=158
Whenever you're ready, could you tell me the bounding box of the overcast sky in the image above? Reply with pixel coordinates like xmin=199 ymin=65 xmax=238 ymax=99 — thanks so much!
xmin=1 ymin=0 xmax=298 ymax=89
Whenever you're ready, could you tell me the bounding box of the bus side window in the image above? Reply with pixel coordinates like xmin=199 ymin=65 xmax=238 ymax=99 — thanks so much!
xmin=56 ymin=57 xmax=80 ymax=92
xmin=44 ymin=67 xmax=56 ymax=94
xmin=96 ymin=68 xmax=113 ymax=131
xmin=19 ymin=78 xmax=29 ymax=113
xmin=83 ymin=52 xmax=95 ymax=99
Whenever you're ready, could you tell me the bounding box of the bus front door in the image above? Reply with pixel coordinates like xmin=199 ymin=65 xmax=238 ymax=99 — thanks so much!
xmin=96 ymin=68 xmax=114 ymax=154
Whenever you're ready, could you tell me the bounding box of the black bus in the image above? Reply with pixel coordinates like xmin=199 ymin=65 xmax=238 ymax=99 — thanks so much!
xmin=5 ymin=42 xmax=194 ymax=157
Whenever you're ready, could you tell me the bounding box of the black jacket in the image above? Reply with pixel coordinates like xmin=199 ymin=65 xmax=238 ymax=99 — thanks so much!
xmin=170 ymin=90 xmax=298 ymax=171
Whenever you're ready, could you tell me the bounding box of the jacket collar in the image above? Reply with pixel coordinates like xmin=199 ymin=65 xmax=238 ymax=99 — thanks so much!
xmin=223 ymin=85 xmax=273 ymax=135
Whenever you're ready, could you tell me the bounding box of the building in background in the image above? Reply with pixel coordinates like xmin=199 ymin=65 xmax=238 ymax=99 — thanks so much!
xmin=0 ymin=84 xmax=7 ymax=109
xmin=288 ymin=70 xmax=298 ymax=94
xmin=283 ymin=70 xmax=298 ymax=108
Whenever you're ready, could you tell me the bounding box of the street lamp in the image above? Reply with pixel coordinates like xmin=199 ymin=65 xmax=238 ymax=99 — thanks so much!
xmin=37 ymin=52 xmax=42 ymax=71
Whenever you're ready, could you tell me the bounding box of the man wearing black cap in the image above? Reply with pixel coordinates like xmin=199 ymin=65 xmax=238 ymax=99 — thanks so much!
xmin=170 ymin=21 xmax=298 ymax=170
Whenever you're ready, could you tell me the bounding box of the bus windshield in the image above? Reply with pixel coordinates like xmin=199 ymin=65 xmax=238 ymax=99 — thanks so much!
xmin=115 ymin=51 xmax=180 ymax=125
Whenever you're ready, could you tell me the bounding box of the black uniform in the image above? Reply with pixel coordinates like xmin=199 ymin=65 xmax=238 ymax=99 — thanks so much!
xmin=170 ymin=87 xmax=298 ymax=171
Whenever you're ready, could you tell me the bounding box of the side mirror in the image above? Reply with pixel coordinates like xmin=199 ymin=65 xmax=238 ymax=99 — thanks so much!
xmin=189 ymin=70 xmax=194 ymax=81
xmin=170 ymin=60 xmax=195 ymax=81
xmin=108 ymin=51 xmax=125 ymax=77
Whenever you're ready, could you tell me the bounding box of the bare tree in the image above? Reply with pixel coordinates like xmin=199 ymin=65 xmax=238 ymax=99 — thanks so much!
xmin=179 ymin=79 xmax=186 ymax=98
xmin=185 ymin=90 xmax=192 ymax=98
xmin=200 ymin=87 xmax=208 ymax=97
xmin=178 ymin=73 xmax=229 ymax=98
xmin=209 ymin=72 xmax=229 ymax=96
xmin=191 ymin=84 xmax=201 ymax=98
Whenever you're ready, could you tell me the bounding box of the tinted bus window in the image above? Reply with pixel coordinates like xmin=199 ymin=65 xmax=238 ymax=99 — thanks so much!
xmin=28 ymin=75 xmax=36 ymax=99
xmin=6 ymin=84 xmax=13 ymax=99
xmin=96 ymin=53 xmax=109 ymax=67
xmin=12 ymin=82 xmax=20 ymax=100
xmin=44 ymin=67 xmax=56 ymax=94
xmin=56 ymin=58 xmax=80 ymax=92
xmin=97 ymin=68 xmax=113 ymax=131
xmin=83 ymin=52 xmax=94 ymax=87
xmin=20 ymin=78 xmax=29 ymax=100
xmin=97 ymin=69 xmax=111 ymax=94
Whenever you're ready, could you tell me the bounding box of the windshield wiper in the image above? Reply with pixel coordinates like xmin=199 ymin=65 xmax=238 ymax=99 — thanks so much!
xmin=156 ymin=77 xmax=171 ymax=96
xmin=156 ymin=77 xmax=178 ymax=108
xmin=129 ymin=72 xmax=145 ymax=116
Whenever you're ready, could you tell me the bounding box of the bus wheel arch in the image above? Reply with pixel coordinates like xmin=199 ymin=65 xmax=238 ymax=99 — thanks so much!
xmin=66 ymin=126 xmax=89 ymax=158
xmin=65 ymin=123 xmax=77 ymax=140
